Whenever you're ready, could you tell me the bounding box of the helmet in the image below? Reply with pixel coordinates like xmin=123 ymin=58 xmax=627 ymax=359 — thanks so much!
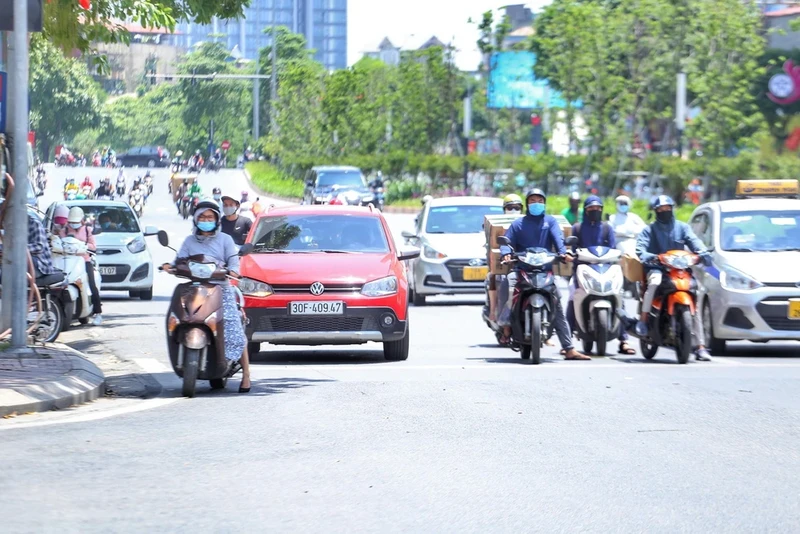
xmin=615 ymin=195 xmax=631 ymax=206
xmin=569 ymin=191 xmax=581 ymax=202
xmin=503 ymin=193 xmax=523 ymax=210
xmin=524 ymin=188 xmax=547 ymax=203
xmin=67 ymin=206 xmax=84 ymax=224
xmin=53 ymin=205 xmax=69 ymax=225
xmin=241 ymin=190 xmax=249 ymax=199
xmin=212 ymin=187 xmax=222 ymax=195
xmin=652 ymin=195 xmax=675 ymax=210
xmin=240 ymin=201 xmax=252 ymax=212
xmin=193 ymin=200 xmax=221 ymax=230
xmin=183 ymin=178 xmax=188 ymax=185
xmin=144 ymin=170 xmax=151 ymax=177
xmin=195 ymin=149 xmax=200 ymax=155
xmin=583 ymin=195 xmax=603 ymax=210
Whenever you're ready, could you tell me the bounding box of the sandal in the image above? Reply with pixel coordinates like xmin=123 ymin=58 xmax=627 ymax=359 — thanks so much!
xmin=618 ymin=342 xmax=636 ymax=355
xmin=564 ymin=349 xmax=591 ymax=361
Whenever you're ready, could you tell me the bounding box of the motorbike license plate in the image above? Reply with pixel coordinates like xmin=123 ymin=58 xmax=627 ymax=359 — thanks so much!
xmin=289 ymin=301 xmax=344 ymax=315
xmin=98 ymin=266 xmax=117 ymax=275
xmin=788 ymin=299 xmax=800 ymax=320
xmin=463 ymin=266 xmax=488 ymax=281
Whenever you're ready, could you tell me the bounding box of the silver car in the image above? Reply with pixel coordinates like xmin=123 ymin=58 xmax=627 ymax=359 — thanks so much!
xmin=401 ymin=197 xmax=503 ymax=305
xmin=690 ymin=197 xmax=800 ymax=354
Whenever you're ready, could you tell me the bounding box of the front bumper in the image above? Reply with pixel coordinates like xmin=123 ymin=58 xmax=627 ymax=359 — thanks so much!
xmin=245 ymin=306 xmax=407 ymax=345
xmin=413 ymin=257 xmax=486 ymax=296
xmin=95 ymin=247 xmax=154 ymax=291
xmin=707 ymin=284 xmax=800 ymax=341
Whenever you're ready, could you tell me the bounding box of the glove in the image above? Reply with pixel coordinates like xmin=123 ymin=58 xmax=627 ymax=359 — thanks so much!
xmin=639 ymin=252 xmax=656 ymax=264
xmin=700 ymin=253 xmax=713 ymax=267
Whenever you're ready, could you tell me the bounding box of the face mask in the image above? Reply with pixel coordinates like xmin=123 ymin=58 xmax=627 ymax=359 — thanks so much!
xmin=101 ymin=222 xmax=111 ymax=230
xmin=617 ymin=204 xmax=629 ymax=214
xmin=586 ymin=210 xmax=601 ymax=223
xmin=527 ymin=203 xmax=546 ymax=217
xmin=213 ymin=195 xmax=221 ymax=201
xmin=197 ymin=221 xmax=217 ymax=232
xmin=223 ymin=206 xmax=237 ymax=216
xmin=69 ymin=222 xmax=82 ymax=230
xmin=656 ymin=211 xmax=674 ymax=224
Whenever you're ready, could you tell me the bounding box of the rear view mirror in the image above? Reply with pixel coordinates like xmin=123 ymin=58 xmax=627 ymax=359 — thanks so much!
xmin=401 ymin=229 xmax=418 ymax=240
xmin=157 ymin=230 xmax=169 ymax=247
xmin=398 ymin=246 xmax=420 ymax=261
xmin=496 ymin=235 xmax=510 ymax=246
xmin=143 ymin=225 xmax=159 ymax=236
xmin=565 ymin=235 xmax=578 ymax=247
xmin=92 ymin=226 xmax=103 ymax=235
xmin=239 ymin=243 xmax=254 ymax=256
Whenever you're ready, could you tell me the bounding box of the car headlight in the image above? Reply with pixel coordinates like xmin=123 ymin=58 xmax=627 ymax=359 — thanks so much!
xmin=238 ymin=277 xmax=274 ymax=297
xmin=361 ymin=276 xmax=398 ymax=297
xmin=422 ymin=245 xmax=447 ymax=260
xmin=720 ymin=265 xmax=762 ymax=291
xmin=127 ymin=236 xmax=146 ymax=254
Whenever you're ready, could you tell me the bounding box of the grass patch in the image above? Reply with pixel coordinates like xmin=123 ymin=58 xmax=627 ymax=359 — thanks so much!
xmin=386 ymin=198 xmax=425 ymax=208
xmin=246 ymin=162 xmax=304 ymax=199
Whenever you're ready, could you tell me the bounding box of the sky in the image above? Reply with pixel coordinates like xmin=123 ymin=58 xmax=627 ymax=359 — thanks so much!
xmin=346 ymin=0 xmax=551 ymax=71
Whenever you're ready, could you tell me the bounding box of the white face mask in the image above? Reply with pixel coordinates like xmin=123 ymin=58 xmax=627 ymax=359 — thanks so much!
xmin=223 ymin=206 xmax=237 ymax=216
xmin=69 ymin=222 xmax=82 ymax=230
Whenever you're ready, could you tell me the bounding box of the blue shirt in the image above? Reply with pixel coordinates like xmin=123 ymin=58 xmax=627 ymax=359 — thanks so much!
xmin=571 ymin=221 xmax=616 ymax=249
xmin=635 ymin=220 xmax=706 ymax=270
xmin=500 ymin=214 xmax=566 ymax=257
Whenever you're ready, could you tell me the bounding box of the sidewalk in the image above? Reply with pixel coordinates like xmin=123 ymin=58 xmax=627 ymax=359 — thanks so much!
xmin=0 ymin=344 xmax=105 ymax=417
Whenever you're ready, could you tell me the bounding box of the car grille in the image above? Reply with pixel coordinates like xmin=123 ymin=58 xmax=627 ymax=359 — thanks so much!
xmin=98 ymin=264 xmax=131 ymax=284
xmin=445 ymin=259 xmax=484 ymax=283
xmin=97 ymin=248 xmax=123 ymax=256
xmin=271 ymin=284 xmax=362 ymax=294
xmin=254 ymin=315 xmax=378 ymax=332
xmin=762 ymin=282 xmax=800 ymax=288
xmin=756 ymin=299 xmax=800 ymax=331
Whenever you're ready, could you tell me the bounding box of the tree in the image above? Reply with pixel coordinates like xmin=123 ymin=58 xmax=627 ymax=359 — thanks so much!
xmin=29 ymin=35 xmax=104 ymax=161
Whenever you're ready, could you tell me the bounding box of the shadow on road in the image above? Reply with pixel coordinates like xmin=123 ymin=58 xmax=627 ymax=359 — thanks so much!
xmin=412 ymin=299 xmax=484 ymax=308
xmin=465 ymin=356 xmax=562 ymax=365
xmin=716 ymin=342 xmax=800 ymax=358
xmin=250 ymin=349 xmax=388 ymax=365
xmin=206 ymin=377 xmax=333 ymax=396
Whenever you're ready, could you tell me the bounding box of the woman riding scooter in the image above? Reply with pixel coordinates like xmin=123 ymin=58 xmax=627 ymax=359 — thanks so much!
xmin=162 ymin=201 xmax=252 ymax=392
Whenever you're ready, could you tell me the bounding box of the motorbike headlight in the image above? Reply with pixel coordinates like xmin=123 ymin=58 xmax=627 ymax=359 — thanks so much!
xmin=238 ymin=277 xmax=273 ymax=297
xmin=422 ymin=245 xmax=447 ymax=260
xmin=661 ymin=253 xmax=697 ymax=270
xmin=361 ymin=276 xmax=398 ymax=297
xmin=608 ymin=265 xmax=624 ymax=293
xmin=578 ymin=268 xmax=604 ymax=293
xmin=362 ymin=195 xmax=375 ymax=202
xmin=127 ymin=236 xmax=146 ymax=254
xmin=720 ymin=265 xmax=762 ymax=291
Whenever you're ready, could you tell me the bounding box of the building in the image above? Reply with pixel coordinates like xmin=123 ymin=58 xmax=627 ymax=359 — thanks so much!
xmin=502 ymin=4 xmax=534 ymax=31
xmin=92 ymin=23 xmax=185 ymax=94
xmin=176 ymin=0 xmax=347 ymax=71
xmin=363 ymin=38 xmax=400 ymax=66
xmin=764 ymin=6 xmax=800 ymax=49
xmin=503 ymin=25 xmax=534 ymax=49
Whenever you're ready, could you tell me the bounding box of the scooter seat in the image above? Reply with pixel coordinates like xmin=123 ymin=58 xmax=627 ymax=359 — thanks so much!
xmin=37 ymin=271 xmax=66 ymax=287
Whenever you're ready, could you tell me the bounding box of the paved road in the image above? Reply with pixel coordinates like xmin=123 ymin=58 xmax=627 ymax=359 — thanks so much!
xmin=1 ymin=166 xmax=799 ymax=532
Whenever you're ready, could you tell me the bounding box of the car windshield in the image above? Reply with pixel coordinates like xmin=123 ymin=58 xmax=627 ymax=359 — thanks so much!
xmin=425 ymin=205 xmax=504 ymax=234
xmin=720 ymin=211 xmax=800 ymax=252
xmin=71 ymin=205 xmax=141 ymax=233
xmin=316 ymin=170 xmax=365 ymax=188
xmin=251 ymin=214 xmax=390 ymax=253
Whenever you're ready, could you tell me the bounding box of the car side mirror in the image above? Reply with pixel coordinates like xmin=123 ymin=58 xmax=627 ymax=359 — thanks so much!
xmin=143 ymin=225 xmax=159 ymax=236
xmin=496 ymin=235 xmax=511 ymax=246
xmin=157 ymin=229 xmax=170 ymax=247
xmin=92 ymin=226 xmax=103 ymax=235
xmin=239 ymin=243 xmax=254 ymax=256
xmin=398 ymin=246 xmax=420 ymax=261
xmin=37 ymin=191 xmax=44 ymax=197
xmin=565 ymin=235 xmax=579 ymax=248
xmin=401 ymin=230 xmax=418 ymax=240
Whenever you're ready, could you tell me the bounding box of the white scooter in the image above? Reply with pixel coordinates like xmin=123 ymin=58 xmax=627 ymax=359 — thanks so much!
xmin=566 ymin=236 xmax=624 ymax=356
xmin=130 ymin=189 xmax=144 ymax=218
xmin=49 ymin=235 xmax=102 ymax=326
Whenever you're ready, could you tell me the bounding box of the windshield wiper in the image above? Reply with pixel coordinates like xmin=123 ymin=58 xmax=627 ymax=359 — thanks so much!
xmin=316 ymin=249 xmax=358 ymax=254
xmin=426 ymin=231 xmax=446 ymax=234
xmin=252 ymin=247 xmax=292 ymax=253
xmin=724 ymin=247 xmax=755 ymax=252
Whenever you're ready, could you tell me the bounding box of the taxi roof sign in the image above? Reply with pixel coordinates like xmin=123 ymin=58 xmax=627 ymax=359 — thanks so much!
xmin=735 ymin=179 xmax=799 ymax=198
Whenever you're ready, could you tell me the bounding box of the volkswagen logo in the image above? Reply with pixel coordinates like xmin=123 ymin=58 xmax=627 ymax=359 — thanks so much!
xmin=310 ymin=282 xmax=325 ymax=296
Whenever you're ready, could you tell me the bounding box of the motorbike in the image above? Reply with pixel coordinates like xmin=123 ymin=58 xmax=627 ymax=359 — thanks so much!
xmin=31 ymin=272 xmax=68 ymax=343
xmin=35 ymin=165 xmax=47 ymax=194
xmin=630 ymin=250 xmax=701 ymax=364
xmin=157 ymin=230 xmax=253 ymax=397
xmin=370 ymin=184 xmax=385 ymax=211
xmin=55 ymin=152 xmax=77 ymax=167
xmin=116 ymin=179 xmax=126 ymax=197
xmin=130 ymin=190 xmax=144 ymax=217
xmin=92 ymin=154 xmax=101 ymax=167
xmin=49 ymin=235 xmax=102 ymax=327
xmin=497 ymin=235 xmax=560 ymax=364
xmin=565 ymin=236 xmax=624 ymax=356
xmin=206 ymin=159 xmax=221 ymax=173
xmin=188 ymin=158 xmax=203 ymax=173
xmin=482 ymin=272 xmax=510 ymax=347
xmin=143 ymin=175 xmax=154 ymax=197
xmin=328 ymin=187 xmax=363 ymax=206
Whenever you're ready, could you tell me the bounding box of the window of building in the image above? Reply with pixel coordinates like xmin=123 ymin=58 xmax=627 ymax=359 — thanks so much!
xmin=276 ymin=10 xmax=293 ymax=24
xmin=325 ymin=10 xmax=346 ymax=23
xmin=261 ymin=10 xmax=273 ymax=23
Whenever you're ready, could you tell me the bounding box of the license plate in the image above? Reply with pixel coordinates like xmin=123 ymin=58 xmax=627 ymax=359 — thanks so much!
xmin=788 ymin=299 xmax=800 ymax=320
xmin=289 ymin=301 xmax=344 ymax=315
xmin=463 ymin=266 xmax=488 ymax=281
xmin=98 ymin=266 xmax=117 ymax=275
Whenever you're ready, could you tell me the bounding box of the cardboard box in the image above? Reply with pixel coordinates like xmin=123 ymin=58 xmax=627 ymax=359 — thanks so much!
xmin=621 ymin=254 xmax=644 ymax=283
xmin=484 ymin=214 xmax=523 ymax=250
xmin=489 ymin=248 xmax=509 ymax=275
xmin=553 ymin=224 xmax=574 ymax=278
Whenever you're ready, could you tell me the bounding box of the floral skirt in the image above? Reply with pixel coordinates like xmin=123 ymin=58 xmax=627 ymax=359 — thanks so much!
xmin=221 ymin=285 xmax=246 ymax=361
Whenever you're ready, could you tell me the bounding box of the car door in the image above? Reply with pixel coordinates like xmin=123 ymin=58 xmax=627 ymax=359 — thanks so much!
xmin=126 ymin=147 xmax=142 ymax=166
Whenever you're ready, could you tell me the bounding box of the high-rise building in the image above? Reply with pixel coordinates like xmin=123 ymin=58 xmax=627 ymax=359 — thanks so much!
xmin=176 ymin=0 xmax=347 ymax=70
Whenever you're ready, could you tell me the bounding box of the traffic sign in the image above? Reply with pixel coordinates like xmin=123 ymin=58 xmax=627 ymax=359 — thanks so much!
xmin=221 ymin=140 xmax=231 ymax=150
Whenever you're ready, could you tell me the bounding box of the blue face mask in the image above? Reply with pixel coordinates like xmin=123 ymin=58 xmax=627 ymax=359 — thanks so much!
xmin=527 ymin=203 xmax=546 ymax=217
xmin=617 ymin=204 xmax=629 ymax=214
xmin=197 ymin=221 xmax=216 ymax=232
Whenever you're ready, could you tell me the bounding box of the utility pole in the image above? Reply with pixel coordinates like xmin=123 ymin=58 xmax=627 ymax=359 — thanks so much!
xmin=269 ymin=26 xmax=278 ymax=135
xmin=676 ymin=72 xmax=687 ymax=158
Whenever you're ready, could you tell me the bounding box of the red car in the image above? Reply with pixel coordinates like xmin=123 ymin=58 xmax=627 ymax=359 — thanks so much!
xmin=239 ymin=206 xmax=420 ymax=361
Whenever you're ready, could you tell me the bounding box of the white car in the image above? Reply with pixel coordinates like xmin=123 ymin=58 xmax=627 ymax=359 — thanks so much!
xmin=45 ymin=200 xmax=158 ymax=300
xmin=401 ymin=196 xmax=504 ymax=305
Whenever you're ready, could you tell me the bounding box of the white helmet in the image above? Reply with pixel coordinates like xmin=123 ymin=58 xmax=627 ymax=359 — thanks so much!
xmin=615 ymin=195 xmax=631 ymax=205
xmin=67 ymin=206 xmax=85 ymax=223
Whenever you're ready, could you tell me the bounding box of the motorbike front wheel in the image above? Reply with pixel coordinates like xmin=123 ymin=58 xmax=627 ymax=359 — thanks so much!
xmin=182 ymin=347 xmax=200 ymax=397
xmin=530 ymin=308 xmax=542 ymax=365
xmin=36 ymin=294 xmax=64 ymax=343
xmin=595 ymin=308 xmax=609 ymax=356
xmin=676 ymin=308 xmax=693 ymax=364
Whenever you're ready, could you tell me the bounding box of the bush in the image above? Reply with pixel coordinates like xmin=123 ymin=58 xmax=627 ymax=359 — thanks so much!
xmin=246 ymin=161 xmax=304 ymax=198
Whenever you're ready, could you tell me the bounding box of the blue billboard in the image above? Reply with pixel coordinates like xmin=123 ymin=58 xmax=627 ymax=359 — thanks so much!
xmin=487 ymin=52 xmax=578 ymax=109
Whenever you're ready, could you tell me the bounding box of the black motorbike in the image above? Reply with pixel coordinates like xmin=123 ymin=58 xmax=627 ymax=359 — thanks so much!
xmin=33 ymin=272 xmax=68 ymax=343
xmin=497 ymin=236 xmax=559 ymax=364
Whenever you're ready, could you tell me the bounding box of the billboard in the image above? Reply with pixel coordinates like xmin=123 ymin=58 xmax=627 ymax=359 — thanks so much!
xmin=487 ymin=51 xmax=577 ymax=109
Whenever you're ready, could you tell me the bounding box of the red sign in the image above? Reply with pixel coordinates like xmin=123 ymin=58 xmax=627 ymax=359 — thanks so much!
xmin=467 ymin=140 xmax=477 ymax=154
xmin=221 ymin=140 xmax=231 ymax=150
xmin=767 ymin=59 xmax=800 ymax=106
xmin=28 ymin=131 xmax=35 ymax=147
xmin=531 ymin=114 xmax=541 ymax=126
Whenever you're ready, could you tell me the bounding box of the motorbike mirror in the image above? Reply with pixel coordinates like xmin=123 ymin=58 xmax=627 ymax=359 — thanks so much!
xmin=400 ymin=229 xmax=418 ymax=240
xmin=238 ymin=243 xmax=254 ymax=256
xmin=157 ymin=230 xmax=170 ymax=247
xmin=565 ymin=235 xmax=578 ymax=248
xmin=92 ymin=226 xmax=103 ymax=235
xmin=496 ymin=235 xmax=511 ymax=246
xmin=36 ymin=190 xmax=44 ymax=197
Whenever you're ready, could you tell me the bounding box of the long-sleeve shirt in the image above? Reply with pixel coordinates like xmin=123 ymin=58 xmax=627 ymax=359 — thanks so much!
xmin=609 ymin=212 xmax=646 ymax=237
xmin=175 ymin=232 xmax=240 ymax=282
xmin=59 ymin=224 xmax=96 ymax=261
xmin=28 ymin=213 xmax=57 ymax=275
xmin=635 ymin=220 xmax=706 ymax=270
xmin=500 ymin=214 xmax=566 ymax=259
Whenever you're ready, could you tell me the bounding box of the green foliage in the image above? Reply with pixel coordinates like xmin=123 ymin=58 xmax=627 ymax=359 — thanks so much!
xmin=246 ymin=161 xmax=305 ymax=198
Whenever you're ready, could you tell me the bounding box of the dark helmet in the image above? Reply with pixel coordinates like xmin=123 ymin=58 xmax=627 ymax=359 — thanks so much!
xmin=524 ymin=188 xmax=547 ymax=203
xmin=212 ymin=187 xmax=222 ymax=195
xmin=182 ymin=178 xmax=188 ymax=185
xmin=652 ymin=195 xmax=675 ymax=210
xmin=583 ymin=195 xmax=603 ymax=210
xmin=193 ymin=200 xmax=222 ymax=231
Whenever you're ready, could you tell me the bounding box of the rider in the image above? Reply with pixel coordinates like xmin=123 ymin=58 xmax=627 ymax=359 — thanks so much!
xmin=370 ymin=171 xmax=385 ymax=189
xmin=191 ymin=150 xmax=202 ymax=169
xmin=635 ymin=195 xmax=712 ymax=361
xmin=64 ymin=178 xmax=79 ymax=197
xmin=561 ymin=191 xmax=582 ymax=225
xmin=220 ymin=195 xmax=253 ymax=246
xmin=175 ymin=178 xmax=189 ymax=214
xmin=188 ymin=179 xmax=202 ymax=199
xmin=240 ymin=190 xmax=249 ymax=205
xmin=59 ymin=207 xmax=103 ymax=325
xmin=565 ymin=196 xmax=636 ymax=355
xmin=609 ymin=194 xmax=646 ymax=236
xmin=493 ymin=194 xmax=524 ymax=341
xmin=162 ymin=201 xmax=251 ymax=393
xmin=81 ymin=175 xmax=94 ymax=191
xmin=502 ymin=193 xmax=523 ymax=214
xmin=212 ymin=187 xmax=223 ymax=205
xmin=499 ymin=188 xmax=590 ymax=360
xmin=94 ymin=177 xmax=114 ymax=199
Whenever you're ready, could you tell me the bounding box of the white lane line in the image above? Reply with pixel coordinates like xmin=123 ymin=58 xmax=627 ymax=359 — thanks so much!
xmin=134 ymin=357 xmax=171 ymax=374
xmin=709 ymin=356 xmax=745 ymax=366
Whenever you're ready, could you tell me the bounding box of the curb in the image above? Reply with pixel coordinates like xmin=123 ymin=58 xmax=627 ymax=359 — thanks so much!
xmin=242 ymin=169 xmax=421 ymax=214
xmin=0 ymin=344 xmax=105 ymax=418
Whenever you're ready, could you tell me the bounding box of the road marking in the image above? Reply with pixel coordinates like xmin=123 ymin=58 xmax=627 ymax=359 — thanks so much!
xmin=134 ymin=357 xmax=171 ymax=374
xmin=709 ymin=356 xmax=745 ymax=366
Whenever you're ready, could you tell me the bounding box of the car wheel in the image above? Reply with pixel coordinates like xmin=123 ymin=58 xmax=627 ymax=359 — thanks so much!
xmin=703 ymin=302 xmax=726 ymax=355
xmin=147 ymin=159 xmax=156 ymax=168
xmin=248 ymin=342 xmax=261 ymax=356
xmin=384 ymin=327 xmax=409 ymax=361
xmin=412 ymin=289 xmax=426 ymax=306
xmin=128 ymin=290 xmax=140 ymax=298
xmin=139 ymin=287 xmax=153 ymax=301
